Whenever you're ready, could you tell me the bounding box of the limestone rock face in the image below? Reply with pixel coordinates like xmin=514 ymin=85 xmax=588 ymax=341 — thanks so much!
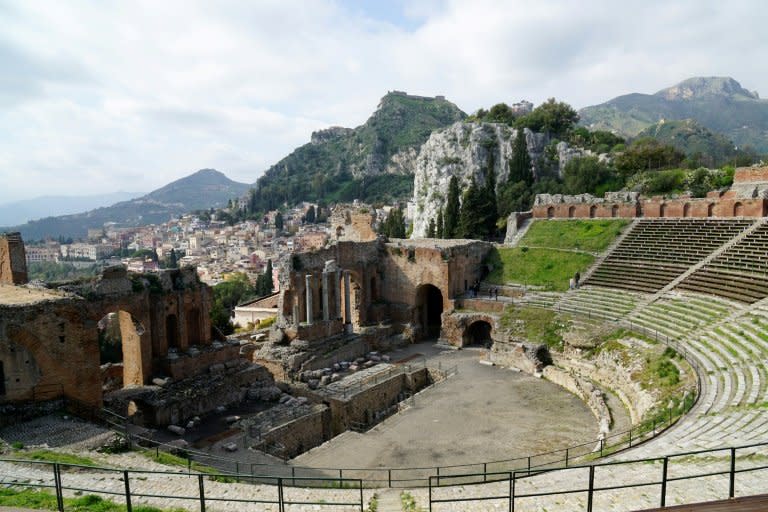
xmin=410 ymin=122 xmax=547 ymax=238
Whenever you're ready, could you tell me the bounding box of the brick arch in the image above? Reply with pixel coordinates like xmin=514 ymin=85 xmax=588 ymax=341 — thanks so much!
xmin=463 ymin=319 xmax=494 ymax=346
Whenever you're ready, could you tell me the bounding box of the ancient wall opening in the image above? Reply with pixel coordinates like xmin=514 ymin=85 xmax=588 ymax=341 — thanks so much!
xmin=166 ymin=314 xmax=179 ymax=349
xmin=589 ymin=205 xmax=597 ymax=218
xmin=683 ymin=203 xmax=691 ymax=217
xmin=415 ymin=284 xmax=443 ymax=340
xmin=708 ymin=203 xmax=715 ymax=217
xmin=98 ymin=311 xmax=147 ymax=390
xmin=186 ymin=308 xmax=202 ymax=345
xmin=734 ymin=202 xmax=744 ymax=216
xmin=463 ymin=320 xmax=493 ymax=347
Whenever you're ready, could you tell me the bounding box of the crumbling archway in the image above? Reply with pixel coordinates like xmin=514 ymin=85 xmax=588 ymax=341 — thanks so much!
xmin=463 ymin=320 xmax=493 ymax=347
xmin=734 ymin=202 xmax=744 ymax=216
xmin=98 ymin=311 xmax=147 ymax=390
xmin=415 ymin=284 xmax=443 ymax=340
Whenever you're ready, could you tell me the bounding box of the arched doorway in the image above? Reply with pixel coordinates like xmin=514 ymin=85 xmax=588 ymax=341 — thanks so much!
xmin=415 ymin=284 xmax=443 ymax=340
xmin=707 ymin=203 xmax=715 ymax=217
xmin=734 ymin=202 xmax=744 ymax=216
xmin=463 ymin=321 xmax=493 ymax=347
xmin=187 ymin=308 xmax=202 ymax=345
xmin=547 ymin=207 xmax=555 ymax=219
xmin=659 ymin=204 xmax=667 ymax=218
xmin=166 ymin=314 xmax=179 ymax=350
xmin=611 ymin=205 xmax=619 ymax=218
xmin=98 ymin=311 xmax=147 ymax=389
xmin=683 ymin=203 xmax=691 ymax=218
xmin=568 ymin=206 xmax=575 ymax=218
xmin=589 ymin=205 xmax=597 ymax=218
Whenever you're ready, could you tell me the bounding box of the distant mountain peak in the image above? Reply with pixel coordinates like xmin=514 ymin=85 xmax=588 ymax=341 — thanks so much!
xmin=655 ymin=76 xmax=759 ymax=101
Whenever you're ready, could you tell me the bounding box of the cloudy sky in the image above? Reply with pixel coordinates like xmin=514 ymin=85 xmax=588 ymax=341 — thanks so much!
xmin=1 ymin=0 xmax=765 ymax=204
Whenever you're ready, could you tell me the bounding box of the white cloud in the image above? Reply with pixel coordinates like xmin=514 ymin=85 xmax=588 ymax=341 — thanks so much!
xmin=0 ymin=0 xmax=766 ymax=205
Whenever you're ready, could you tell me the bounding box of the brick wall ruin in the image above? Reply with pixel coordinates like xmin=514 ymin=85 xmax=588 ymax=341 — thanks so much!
xmin=531 ymin=165 xmax=768 ymax=220
xmin=0 ymin=266 xmax=215 ymax=407
xmin=0 ymin=233 xmax=28 ymax=285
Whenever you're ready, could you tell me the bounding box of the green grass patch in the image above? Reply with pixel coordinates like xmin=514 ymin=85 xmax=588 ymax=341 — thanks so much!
xmin=500 ymin=305 xmax=567 ymax=349
xmin=0 ymin=488 xmax=183 ymax=512
xmin=11 ymin=450 xmax=97 ymax=467
xmin=485 ymin=246 xmax=594 ymax=291
xmin=520 ymin=219 xmax=628 ymax=253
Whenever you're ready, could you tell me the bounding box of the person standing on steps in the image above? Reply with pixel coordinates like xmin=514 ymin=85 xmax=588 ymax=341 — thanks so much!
xmin=574 ymin=271 xmax=581 ymax=288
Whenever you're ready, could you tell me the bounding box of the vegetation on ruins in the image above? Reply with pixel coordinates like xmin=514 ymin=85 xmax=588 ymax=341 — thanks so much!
xmin=485 ymin=246 xmax=594 ymax=291
xmin=500 ymin=304 xmax=566 ymax=349
xmin=521 ymin=219 xmax=628 ymax=253
xmin=27 ymin=261 xmax=100 ymax=282
xmin=210 ymin=273 xmax=260 ymax=335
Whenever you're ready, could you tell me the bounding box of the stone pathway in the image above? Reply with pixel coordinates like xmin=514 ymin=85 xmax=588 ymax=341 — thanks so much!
xmin=375 ymin=489 xmax=402 ymax=511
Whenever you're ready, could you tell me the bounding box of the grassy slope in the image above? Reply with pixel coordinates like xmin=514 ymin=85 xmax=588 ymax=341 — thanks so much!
xmin=520 ymin=219 xmax=629 ymax=253
xmin=486 ymin=219 xmax=628 ymax=291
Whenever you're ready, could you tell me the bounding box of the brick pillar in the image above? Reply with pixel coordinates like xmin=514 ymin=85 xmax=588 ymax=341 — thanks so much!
xmin=335 ymin=269 xmax=342 ymax=320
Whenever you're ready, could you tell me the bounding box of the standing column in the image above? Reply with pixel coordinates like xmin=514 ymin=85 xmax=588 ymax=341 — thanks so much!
xmin=292 ymin=303 xmax=300 ymax=328
xmin=343 ymin=270 xmax=352 ymax=330
xmin=322 ymin=271 xmax=330 ymax=321
xmin=305 ymin=274 xmax=313 ymax=325
xmin=335 ymin=269 xmax=342 ymax=320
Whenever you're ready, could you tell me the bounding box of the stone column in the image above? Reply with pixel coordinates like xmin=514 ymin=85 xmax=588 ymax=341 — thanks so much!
xmin=292 ymin=303 xmax=300 ymax=328
xmin=343 ymin=270 xmax=352 ymax=330
xmin=322 ymin=271 xmax=330 ymax=321
xmin=305 ymin=274 xmax=313 ymax=325
xmin=335 ymin=269 xmax=342 ymax=320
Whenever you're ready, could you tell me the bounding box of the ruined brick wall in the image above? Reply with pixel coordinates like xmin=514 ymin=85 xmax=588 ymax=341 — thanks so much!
xmin=0 ymin=266 xmax=216 ymax=407
xmin=733 ymin=165 xmax=768 ymax=184
xmin=261 ymin=406 xmax=330 ymax=458
xmin=0 ymin=233 xmax=28 ymax=285
xmin=329 ymin=205 xmax=378 ymax=242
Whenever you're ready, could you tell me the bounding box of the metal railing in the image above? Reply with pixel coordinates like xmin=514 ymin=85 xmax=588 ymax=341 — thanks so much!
xmin=428 ymin=441 xmax=768 ymax=511
xmin=0 ymin=458 xmax=365 ymax=512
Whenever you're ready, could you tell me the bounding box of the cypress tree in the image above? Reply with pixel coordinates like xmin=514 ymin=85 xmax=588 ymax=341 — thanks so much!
xmin=458 ymin=178 xmax=485 ymax=239
xmin=482 ymin=155 xmax=498 ymax=236
xmin=443 ymin=176 xmax=461 ymax=238
xmin=436 ymin=208 xmax=444 ymax=239
xmin=427 ymin=218 xmax=436 ymax=238
xmin=509 ymin=128 xmax=533 ymax=185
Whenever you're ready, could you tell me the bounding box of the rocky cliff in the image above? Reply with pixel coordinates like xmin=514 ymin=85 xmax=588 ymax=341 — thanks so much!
xmin=410 ymin=122 xmax=549 ymax=237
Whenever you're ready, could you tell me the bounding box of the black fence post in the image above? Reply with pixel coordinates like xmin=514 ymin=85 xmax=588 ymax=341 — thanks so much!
xmin=388 ymin=468 xmax=392 ymax=488
xmin=124 ymin=470 xmax=132 ymax=512
xmin=436 ymin=466 xmax=440 ymax=486
xmin=527 ymin=456 xmax=531 ymax=475
xmin=587 ymin=465 xmax=595 ymax=512
xmin=600 ymin=439 xmax=604 ymax=457
xmin=428 ymin=477 xmax=433 ymax=512
xmin=291 ymin=466 xmax=296 ymax=486
xmin=511 ymin=473 xmax=516 ymax=512
xmin=729 ymin=447 xmax=736 ymax=498
xmin=629 ymin=428 xmax=633 ymax=448
xmin=565 ymin=448 xmax=569 ymax=468
xmin=359 ymin=479 xmax=364 ymax=512
xmin=338 ymin=468 xmax=343 ymax=488
xmin=53 ymin=463 xmax=64 ymax=512
xmin=278 ymin=477 xmax=285 ymax=512
xmin=484 ymin=462 xmax=488 ymax=482
xmin=198 ymin=474 xmax=206 ymax=512
xmin=660 ymin=457 xmax=668 ymax=507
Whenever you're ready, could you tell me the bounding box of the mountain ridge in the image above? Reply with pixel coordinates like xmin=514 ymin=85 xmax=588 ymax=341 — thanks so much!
xmin=3 ymin=169 xmax=249 ymax=241
xmin=579 ymin=76 xmax=768 ymax=152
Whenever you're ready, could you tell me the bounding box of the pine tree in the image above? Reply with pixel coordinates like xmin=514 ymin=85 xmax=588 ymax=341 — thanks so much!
xmin=443 ymin=176 xmax=461 ymax=238
xmin=436 ymin=209 xmax=444 ymax=238
xmin=509 ymin=129 xmax=533 ymax=185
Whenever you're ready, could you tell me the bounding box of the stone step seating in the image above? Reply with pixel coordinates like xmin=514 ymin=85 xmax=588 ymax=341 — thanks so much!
xmin=584 ymin=219 xmax=753 ymax=293
xmin=627 ymin=293 xmax=735 ymax=341
xmin=629 ymin=306 xmax=768 ymax=454
xmin=516 ymin=291 xmax=561 ymax=309
xmin=553 ymin=285 xmax=643 ymax=321
xmin=678 ymin=267 xmax=768 ymax=304
xmin=584 ymin=260 xmax=686 ymax=293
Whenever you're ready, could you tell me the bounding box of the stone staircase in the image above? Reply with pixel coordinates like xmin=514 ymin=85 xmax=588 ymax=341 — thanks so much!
xmin=554 ymin=285 xmax=644 ymax=321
